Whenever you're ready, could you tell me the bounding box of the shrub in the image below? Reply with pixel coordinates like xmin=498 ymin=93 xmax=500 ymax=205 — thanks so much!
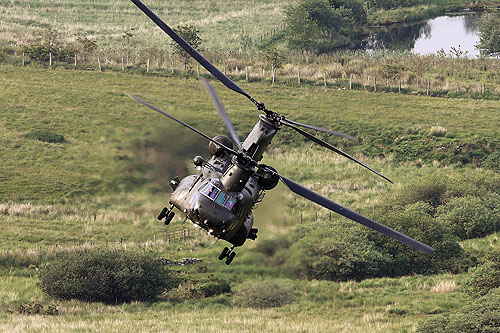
xmin=463 ymin=248 xmax=500 ymax=298
xmin=417 ymin=287 xmax=500 ymax=332
xmin=482 ymin=150 xmax=500 ymax=173
xmin=164 ymin=275 xmax=231 ymax=301
xmin=429 ymin=126 xmax=447 ymax=137
xmin=436 ymin=196 xmax=498 ymax=240
xmin=281 ymin=221 xmax=392 ymax=281
xmin=463 ymin=262 xmax=500 ymax=298
xmin=372 ymin=202 xmax=468 ymax=276
xmin=233 ymin=280 xmax=297 ymax=309
xmin=24 ymin=130 xmax=65 ymax=143
xmin=382 ymin=174 xmax=447 ymax=210
xmin=38 ymin=248 xmax=176 ymax=303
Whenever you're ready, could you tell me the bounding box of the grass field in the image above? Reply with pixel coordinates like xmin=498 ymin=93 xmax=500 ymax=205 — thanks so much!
xmin=0 ymin=0 xmax=286 ymax=50
xmin=1 ymin=64 xmax=499 ymax=331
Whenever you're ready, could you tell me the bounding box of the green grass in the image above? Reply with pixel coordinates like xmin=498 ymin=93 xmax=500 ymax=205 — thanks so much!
xmin=1 ymin=64 xmax=498 ymax=331
xmin=0 ymin=0 xmax=286 ymax=50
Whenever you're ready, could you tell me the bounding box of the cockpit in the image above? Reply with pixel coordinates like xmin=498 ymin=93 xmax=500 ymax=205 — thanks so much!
xmin=199 ymin=182 xmax=238 ymax=211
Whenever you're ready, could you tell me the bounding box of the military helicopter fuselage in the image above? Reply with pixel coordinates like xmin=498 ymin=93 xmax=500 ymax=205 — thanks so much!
xmin=163 ymin=115 xmax=280 ymax=249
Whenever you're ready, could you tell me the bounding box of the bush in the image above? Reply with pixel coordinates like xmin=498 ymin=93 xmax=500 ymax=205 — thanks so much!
xmin=372 ymin=202 xmax=468 ymax=276
xmin=436 ymin=196 xmax=498 ymax=240
xmin=233 ymin=280 xmax=297 ymax=309
xmin=417 ymin=287 xmax=500 ymax=332
xmin=463 ymin=247 xmax=500 ymax=298
xmin=38 ymin=248 xmax=176 ymax=303
xmin=164 ymin=275 xmax=231 ymax=301
xmin=24 ymin=130 xmax=65 ymax=143
xmin=463 ymin=262 xmax=500 ymax=298
xmin=282 ymin=222 xmax=392 ymax=281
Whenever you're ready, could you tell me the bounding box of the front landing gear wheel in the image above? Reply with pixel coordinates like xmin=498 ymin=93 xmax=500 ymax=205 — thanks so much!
xmin=225 ymin=251 xmax=236 ymax=265
xmin=158 ymin=207 xmax=168 ymax=220
xmin=218 ymin=247 xmax=230 ymax=260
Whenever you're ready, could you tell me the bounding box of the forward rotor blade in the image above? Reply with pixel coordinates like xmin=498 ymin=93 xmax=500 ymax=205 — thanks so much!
xmin=131 ymin=0 xmax=260 ymax=107
xmin=283 ymin=118 xmax=358 ymax=142
xmin=126 ymin=93 xmax=239 ymax=156
xmin=200 ymin=77 xmax=243 ymax=150
xmin=281 ymin=119 xmax=393 ymax=184
xmin=279 ymin=175 xmax=435 ymax=254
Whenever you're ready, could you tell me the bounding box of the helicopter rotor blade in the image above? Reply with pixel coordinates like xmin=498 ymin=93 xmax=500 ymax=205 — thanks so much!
xmin=130 ymin=0 xmax=265 ymax=110
xmin=279 ymin=175 xmax=435 ymax=254
xmin=283 ymin=118 xmax=358 ymax=142
xmin=200 ymin=77 xmax=243 ymax=150
xmin=281 ymin=119 xmax=393 ymax=184
xmin=126 ymin=93 xmax=239 ymax=156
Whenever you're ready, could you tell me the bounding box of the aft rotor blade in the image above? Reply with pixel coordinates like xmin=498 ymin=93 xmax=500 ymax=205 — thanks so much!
xmin=130 ymin=0 xmax=260 ymax=107
xmin=279 ymin=175 xmax=435 ymax=254
xmin=281 ymin=119 xmax=393 ymax=184
xmin=126 ymin=93 xmax=239 ymax=156
xmin=200 ymin=77 xmax=243 ymax=150
xmin=283 ymin=118 xmax=358 ymax=142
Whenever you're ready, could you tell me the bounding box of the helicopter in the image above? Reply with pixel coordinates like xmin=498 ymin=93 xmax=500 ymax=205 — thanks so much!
xmin=128 ymin=0 xmax=435 ymax=265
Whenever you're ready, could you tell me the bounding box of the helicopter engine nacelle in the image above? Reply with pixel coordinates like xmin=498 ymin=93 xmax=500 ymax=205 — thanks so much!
xmin=256 ymin=165 xmax=280 ymax=190
xmin=209 ymin=135 xmax=233 ymax=156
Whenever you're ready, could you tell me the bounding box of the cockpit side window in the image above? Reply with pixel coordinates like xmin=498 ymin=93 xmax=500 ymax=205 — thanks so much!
xmin=199 ymin=182 xmax=237 ymax=212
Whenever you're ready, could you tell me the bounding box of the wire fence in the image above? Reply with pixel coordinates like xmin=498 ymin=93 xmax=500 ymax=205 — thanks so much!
xmin=6 ymin=50 xmax=500 ymax=100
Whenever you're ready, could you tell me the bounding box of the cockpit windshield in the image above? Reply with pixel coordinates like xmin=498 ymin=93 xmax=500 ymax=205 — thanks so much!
xmin=199 ymin=183 xmax=237 ymax=211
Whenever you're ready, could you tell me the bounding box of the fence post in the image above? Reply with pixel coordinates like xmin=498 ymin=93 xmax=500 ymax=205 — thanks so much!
xmin=120 ymin=237 xmax=123 ymax=247
xmin=300 ymin=212 xmax=303 ymax=223
xmin=272 ymin=65 xmax=275 ymax=84
xmin=245 ymin=66 xmax=249 ymax=82
xmin=482 ymin=83 xmax=485 ymax=94
xmin=315 ymin=211 xmax=318 ymax=221
xmin=298 ymin=70 xmax=301 ymax=86
xmin=97 ymin=56 xmax=102 ymax=72
xmin=197 ymin=64 xmax=200 ymax=77
xmin=224 ymin=66 xmax=227 ymax=75
xmin=427 ymin=80 xmax=430 ymax=96
xmin=373 ymin=77 xmax=377 ymax=92
xmin=171 ymin=61 xmax=174 ymax=74
xmin=323 ymin=72 xmax=327 ymax=88
xmin=147 ymin=58 xmax=150 ymax=72
xmin=74 ymin=54 xmax=77 ymax=68
xmin=22 ymin=52 xmax=25 ymax=66
xmin=49 ymin=52 xmax=52 ymax=67
xmin=121 ymin=57 xmax=125 ymax=70
xmin=349 ymin=74 xmax=352 ymax=90
xmin=399 ymin=79 xmax=401 ymax=93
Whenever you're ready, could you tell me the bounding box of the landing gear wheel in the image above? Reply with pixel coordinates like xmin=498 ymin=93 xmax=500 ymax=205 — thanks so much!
xmin=225 ymin=251 xmax=236 ymax=265
xmin=164 ymin=211 xmax=175 ymax=225
xmin=219 ymin=247 xmax=230 ymax=260
xmin=157 ymin=207 xmax=168 ymax=220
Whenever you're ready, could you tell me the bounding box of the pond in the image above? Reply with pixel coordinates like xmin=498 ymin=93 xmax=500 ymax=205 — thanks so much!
xmin=362 ymin=13 xmax=483 ymax=57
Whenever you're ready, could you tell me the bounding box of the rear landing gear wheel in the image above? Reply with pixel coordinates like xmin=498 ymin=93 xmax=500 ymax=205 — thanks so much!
xmin=225 ymin=251 xmax=236 ymax=265
xmin=164 ymin=211 xmax=175 ymax=225
xmin=218 ymin=247 xmax=230 ymax=260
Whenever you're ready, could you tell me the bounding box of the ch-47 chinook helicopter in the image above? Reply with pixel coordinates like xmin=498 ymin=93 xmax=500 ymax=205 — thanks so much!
xmin=128 ymin=0 xmax=435 ymax=265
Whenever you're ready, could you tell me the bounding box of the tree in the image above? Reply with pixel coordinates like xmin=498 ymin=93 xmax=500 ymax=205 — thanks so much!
xmin=122 ymin=27 xmax=136 ymax=65
xmin=21 ymin=27 xmax=76 ymax=63
xmin=264 ymin=46 xmax=285 ymax=70
xmin=171 ymin=24 xmax=202 ymax=70
xmin=76 ymin=37 xmax=97 ymax=62
xmin=284 ymin=0 xmax=366 ymax=53
xmin=476 ymin=11 xmax=500 ymax=56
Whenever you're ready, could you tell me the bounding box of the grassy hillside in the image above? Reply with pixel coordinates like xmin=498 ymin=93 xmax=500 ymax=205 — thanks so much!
xmin=1 ymin=64 xmax=499 ymax=331
xmin=0 ymin=0 xmax=286 ymax=50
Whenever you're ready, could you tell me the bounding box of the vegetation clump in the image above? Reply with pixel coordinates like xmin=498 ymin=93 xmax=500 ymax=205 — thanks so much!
xmin=233 ymin=281 xmax=297 ymax=309
xmin=38 ymin=248 xmax=176 ymax=303
xmin=416 ymin=287 xmax=500 ymax=333
xmin=463 ymin=247 xmax=500 ymax=298
xmin=24 ymin=130 xmax=65 ymax=143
